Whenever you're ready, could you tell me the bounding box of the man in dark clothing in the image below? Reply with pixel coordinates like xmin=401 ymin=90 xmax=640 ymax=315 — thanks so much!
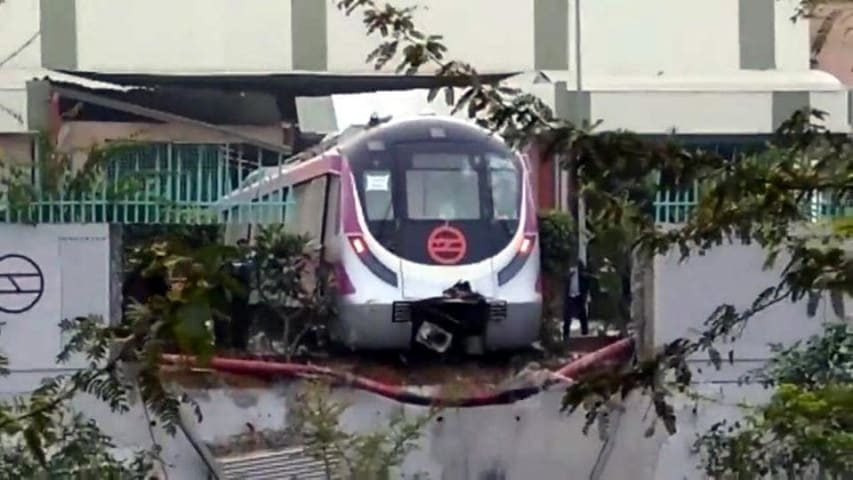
xmin=563 ymin=261 xmax=590 ymax=341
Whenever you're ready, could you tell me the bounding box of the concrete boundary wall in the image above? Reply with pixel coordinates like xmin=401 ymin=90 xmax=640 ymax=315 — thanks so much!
xmin=1 ymin=225 xmax=848 ymax=478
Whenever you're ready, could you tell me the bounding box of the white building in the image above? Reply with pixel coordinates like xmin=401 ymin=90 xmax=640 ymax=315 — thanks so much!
xmin=0 ymin=0 xmax=850 ymax=207
xmin=0 ymin=2 xmax=850 ymax=478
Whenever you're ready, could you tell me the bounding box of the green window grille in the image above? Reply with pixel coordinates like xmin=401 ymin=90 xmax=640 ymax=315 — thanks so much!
xmin=654 ymin=181 xmax=852 ymax=224
xmin=0 ymin=142 xmax=295 ymax=225
xmin=651 ymin=141 xmax=851 ymax=224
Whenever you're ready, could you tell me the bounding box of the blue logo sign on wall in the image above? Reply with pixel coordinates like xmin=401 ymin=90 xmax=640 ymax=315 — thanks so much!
xmin=0 ymin=254 xmax=45 ymax=314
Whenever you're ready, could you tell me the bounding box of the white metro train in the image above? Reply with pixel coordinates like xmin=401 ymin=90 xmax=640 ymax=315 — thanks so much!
xmin=219 ymin=116 xmax=542 ymax=354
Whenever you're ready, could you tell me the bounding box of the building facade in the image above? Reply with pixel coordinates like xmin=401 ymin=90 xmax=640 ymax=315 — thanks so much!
xmin=1 ymin=0 xmax=850 ymax=212
xmin=0 ymin=0 xmax=821 ymax=75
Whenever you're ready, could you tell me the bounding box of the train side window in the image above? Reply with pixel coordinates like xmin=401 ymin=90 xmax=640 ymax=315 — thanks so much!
xmin=324 ymin=176 xmax=341 ymax=238
xmin=292 ymin=176 xmax=327 ymax=241
xmin=277 ymin=188 xmax=290 ymax=225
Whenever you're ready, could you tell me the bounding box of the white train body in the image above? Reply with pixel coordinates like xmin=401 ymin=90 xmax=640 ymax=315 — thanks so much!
xmin=220 ymin=116 xmax=541 ymax=352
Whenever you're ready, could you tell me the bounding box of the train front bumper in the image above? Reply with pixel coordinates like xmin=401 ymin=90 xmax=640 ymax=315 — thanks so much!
xmin=331 ymin=299 xmax=541 ymax=351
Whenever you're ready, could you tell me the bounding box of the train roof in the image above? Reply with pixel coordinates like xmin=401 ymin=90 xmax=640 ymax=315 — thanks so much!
xmin=215 ymin=115 xmax=513 ymax=204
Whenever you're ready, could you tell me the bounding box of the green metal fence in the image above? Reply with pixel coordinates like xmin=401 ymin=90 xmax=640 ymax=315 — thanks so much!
xmin=652 ymin=141 xmax=852 ymax=224
xmin=5 ymin=140 xmax=847 ymax=226
xmin=653 ymin=182 xmax=852 ymax=224
xmin=0 ymin=142 xmax=295 ymax=225
xmin=654 ymin=182 xmax=701 ymax=224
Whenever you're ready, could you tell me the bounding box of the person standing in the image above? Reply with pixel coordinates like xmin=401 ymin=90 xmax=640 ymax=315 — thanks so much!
xmin=563 ymin=261 xmax=590 ymax=341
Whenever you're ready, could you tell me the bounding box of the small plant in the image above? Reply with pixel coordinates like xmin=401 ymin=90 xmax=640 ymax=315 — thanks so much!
xmin=695 ymin=324 xmax=853 ymax=478
xmin=245 ymin=225 xmax=336 ymax=359
xmin=0 ymin=314 xmax=178 ymax=479
xmin=0 ymin=413 xmax=155 ymax=479
xmin=538 ymin=210 xmax=575 ymax=278
xmin=289 ymin=380 xmax=436 ymax=480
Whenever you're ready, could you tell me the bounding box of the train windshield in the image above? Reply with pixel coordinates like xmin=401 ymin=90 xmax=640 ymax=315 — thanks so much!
xmin=403 ymin=151 xmax=520 ymax=221
xmin=349 ymin=138 xmax=523 ymax=265
xmin=357 ymin=144 xmax=521 ymax=223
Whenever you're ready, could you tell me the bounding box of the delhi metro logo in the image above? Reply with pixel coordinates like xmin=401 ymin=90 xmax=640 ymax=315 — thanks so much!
xmin=0 ymin=254 xmax=45 ymax=314
xmin=427 ymin=226 xmax=467 ymax=265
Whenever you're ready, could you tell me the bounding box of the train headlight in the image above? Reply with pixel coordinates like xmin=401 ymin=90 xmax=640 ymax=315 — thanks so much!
xmin=350 ymin=236 xmax=367 ymax=255
xmin=519 ymin=236 xmax=533 ymax=255
xmin=497 ymin=233 xmax=537 ymax=286
xmin=347 ymin=234 xmax=398 ymax=287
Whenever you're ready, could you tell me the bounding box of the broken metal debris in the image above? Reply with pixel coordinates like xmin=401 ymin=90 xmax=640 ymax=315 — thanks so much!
xmin=415 ymin=321 xmax=454 ymax=353
xmin=410 ymin=280 xmax=490 ymax=355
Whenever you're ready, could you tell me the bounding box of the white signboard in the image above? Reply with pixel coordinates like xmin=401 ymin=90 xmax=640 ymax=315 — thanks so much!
xmin=365 ymin=172 xmax=390 ymax=192
xmin=0 ymin=224 xmax=112 ymax=378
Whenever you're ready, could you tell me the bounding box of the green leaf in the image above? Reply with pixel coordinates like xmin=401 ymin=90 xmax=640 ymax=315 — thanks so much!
xmin=23 ymin=427 xmax=47 ymax=468
xmin=806 ymin=292 xmax=820 ymax=317
xmin=708 ymin=348 xmax=722 ymax=370
xmin=443 ymin=86 xmax=455 ymax=107
xmin=173 ymin=301 xmax=214 ymax=361
xmin=427 ymin=87 xmax=439 ymax=103
xmin=830 ymin=290 xmax=845 ymax=318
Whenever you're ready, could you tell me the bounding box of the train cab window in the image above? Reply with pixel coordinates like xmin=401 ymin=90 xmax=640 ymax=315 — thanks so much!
xmin=362 ymin=170 xmax=395 ymax=221
xmin=405 ymin=153 xmax=480 ymax=220
xmin=488 ymin=154 xmax=521 ymax=220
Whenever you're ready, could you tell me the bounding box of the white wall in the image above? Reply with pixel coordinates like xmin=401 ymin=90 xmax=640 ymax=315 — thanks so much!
xmin=654 ymin=243 xmax=841 ymax=360
xmin=326 ymin=0 xmax=536 ymax=74
xmin=775 ymin=0 xmax=811 ymax=71
xmin=0 ymin=89 xmax=27 ymax=133
xmin=75 ymin=0 xmax=294 ymax=73
xmin=0 ymin=0 xmax=40 ymax=133
xmin=63 ymin=0 xmax=812 ymax=75
xmin=0 ymin=224 xmax=116 ymax=384
xmin=0 ymin=0 xmax=41 ymax=69
xmin=581 ymin=0 xmax=741 ymax=76
xmin=0 ymin=225 xmax=847 ymax=478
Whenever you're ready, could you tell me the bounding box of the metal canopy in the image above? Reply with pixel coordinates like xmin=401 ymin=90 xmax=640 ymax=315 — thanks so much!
xmin=56 ymin=70 xmax=519 ymax=121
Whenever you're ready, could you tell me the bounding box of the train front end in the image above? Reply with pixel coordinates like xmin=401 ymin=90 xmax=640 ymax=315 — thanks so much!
xmin=331 ymin=117 xmax=541 ymax=353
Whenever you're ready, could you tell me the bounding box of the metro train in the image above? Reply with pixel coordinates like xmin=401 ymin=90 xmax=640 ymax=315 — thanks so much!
xmin=218 ymin=116 xmax=541 ymax=354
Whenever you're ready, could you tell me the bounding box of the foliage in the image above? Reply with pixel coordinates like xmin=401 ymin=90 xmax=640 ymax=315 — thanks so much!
xmin=757 ymin=323 xmax=853 ymax=388
xmin=0 ymin=1 xmax=850 ymax=477
xmin=289 ymin=380 xmax=435 ymax=480
xmin=126 ymin=236 xmax=245 ymax=360
xmin=696 ymin=324 xmax=853 ymax=478
xmin=538 ymin=208 xmax=632 ymax=336
xmin=123 ymin=224 xmax=224 ymax=256
xmin=0 ymin=413 xmax=155 ymax=480
xmin=244 ymin=225 xmax=336 ymax=359
xmin=0 ymin=135 xmax=155 ymax=224
xmin=0 ymin=124 xmax=339 ymax=475
xmin=0 ymin=134 xmax=239 ymax=476
xmin=537 ymin=210 xmax=574 ymax=278
xmin=0 ymin=315 xmax=165 ymax=478
xmin=336 ymin=0 xmax=853 ymax=474
xmin=699 ymin=384 xmax=853 ymax=479
xmin=0 ymin=222 xmax=335 ymax=476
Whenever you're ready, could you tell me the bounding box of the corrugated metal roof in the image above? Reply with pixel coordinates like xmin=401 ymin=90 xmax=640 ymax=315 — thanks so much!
xmin=218 ymin=446 xmax=340 ymax=480
xmin=518 ymin=70 xmax=847 ymax=92
xmin=0 ymin=68 xmax=139 ymax=92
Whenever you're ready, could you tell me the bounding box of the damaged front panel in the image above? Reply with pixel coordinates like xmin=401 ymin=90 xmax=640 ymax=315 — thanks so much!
xmin=407 ymin=280 xmax=500 ymax=356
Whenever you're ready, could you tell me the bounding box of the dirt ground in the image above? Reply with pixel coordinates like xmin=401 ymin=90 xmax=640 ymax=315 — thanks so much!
xmin=162 ymin=335 xmax=624 ymax=389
